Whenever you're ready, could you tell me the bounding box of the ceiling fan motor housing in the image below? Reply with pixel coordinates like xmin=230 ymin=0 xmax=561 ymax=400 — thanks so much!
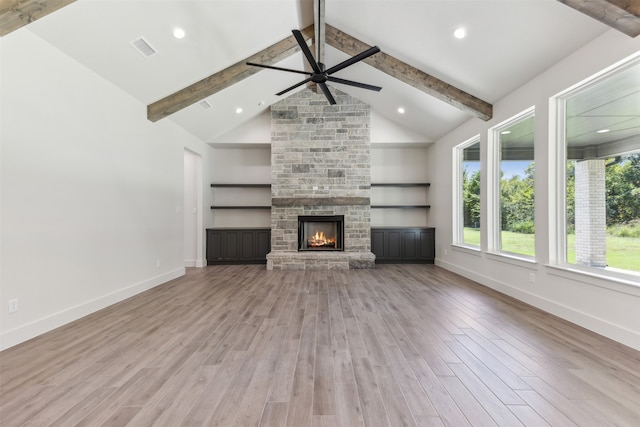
xmin=247 ymin=30 xmax=381 ymax=104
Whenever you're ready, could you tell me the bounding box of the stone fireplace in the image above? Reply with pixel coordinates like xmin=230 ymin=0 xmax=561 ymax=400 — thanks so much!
xmin=267 ymin=87 xmax=376 ymax=270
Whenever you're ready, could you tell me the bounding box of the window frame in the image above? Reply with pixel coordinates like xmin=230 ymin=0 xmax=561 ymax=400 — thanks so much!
xmin=453 ymin=135 xmax=481 ymax=249
xmin=551 ymin=54 xmax=640 ymax=284
xmin=487 ymin=106 xmax=536 ymax=260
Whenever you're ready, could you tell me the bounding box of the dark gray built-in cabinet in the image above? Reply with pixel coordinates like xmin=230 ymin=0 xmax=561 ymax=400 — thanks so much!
xmin=371 ymin=228 xmax=435 ymax=263
xmin=206 ymin=228 xmax=270 ymax=264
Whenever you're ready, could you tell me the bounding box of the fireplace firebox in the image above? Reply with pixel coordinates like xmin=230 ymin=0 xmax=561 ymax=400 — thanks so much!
xmin=298 ymin=215 xmax=344 ymax=251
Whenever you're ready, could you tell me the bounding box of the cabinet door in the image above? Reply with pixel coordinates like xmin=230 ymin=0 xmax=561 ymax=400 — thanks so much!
xmin=239 ymin=231 xmax=255 ymax=261
xmin=385 ymin=230 xmax=403 ymax=261
xmin=223 ymin=231 xmax=240 ymax=261
xmin=207 ymin=230 xmax=223 ymax=261
xmin=371 ymin=230 xmax=386 ymax=259
xmin=256 ymin=230 xmax=271 ymax=261
xmin=402 ymin=230 xmax=419 ymax=260
xmin=419 ymin=229 xmax=435 ymax=261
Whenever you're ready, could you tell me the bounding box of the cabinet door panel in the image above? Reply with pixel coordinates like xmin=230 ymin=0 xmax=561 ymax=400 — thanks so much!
xmin=386 ymin=231 xmax=403 ymax=260
xmin=402 ymin=230 xmax=418 ymax=259
xmin=224 ymin=231 xmax=240 ymax=260
xmin=419 ymin=229 xmax=435 ymax=260
xmin=207 ymin=231 xmax=223 ymax=260
xmin=371 ymin=230 xmax=386 ymax=259
xmin=256 ymin=231 xmax=271 ymax=260
xmin=240 ymin=231 xmax=255 ymax=260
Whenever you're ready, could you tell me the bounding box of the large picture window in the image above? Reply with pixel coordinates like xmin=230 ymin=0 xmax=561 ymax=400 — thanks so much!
xmin=454 ymin=136 xmax=481 ymax=247
xmin=558 ymin=58 xmax=640 ymax=277
xmin=489 ymin=109 xmax=535 ymax=258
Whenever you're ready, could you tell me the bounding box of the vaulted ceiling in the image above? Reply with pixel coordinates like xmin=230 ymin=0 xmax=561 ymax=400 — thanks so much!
xmin=3 ymin=0 xmax=637 ymax=145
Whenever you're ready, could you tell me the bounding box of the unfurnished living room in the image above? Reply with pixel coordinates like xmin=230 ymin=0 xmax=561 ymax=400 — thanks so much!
xmin=1 ymin=1 xmax=639 ymax=426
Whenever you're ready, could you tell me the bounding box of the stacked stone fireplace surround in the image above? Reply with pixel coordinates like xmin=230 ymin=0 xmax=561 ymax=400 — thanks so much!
xmin=267 ymin=88 xmax=376 ymax=270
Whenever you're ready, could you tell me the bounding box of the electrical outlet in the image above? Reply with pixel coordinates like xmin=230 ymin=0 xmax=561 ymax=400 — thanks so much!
xmin=529 ymin=272 xmax=536 ymax=283
xmin=156 ymin=259 xmax=161 ymax=268
xmin=444 ymin=249 xmax=448 ymax=256
xmin=8 ymin=298 xmax=18 ymax=313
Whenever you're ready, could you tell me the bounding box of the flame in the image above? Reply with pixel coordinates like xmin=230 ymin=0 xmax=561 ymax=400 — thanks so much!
xmin=308 ymin=230 xmax=336 ymax=247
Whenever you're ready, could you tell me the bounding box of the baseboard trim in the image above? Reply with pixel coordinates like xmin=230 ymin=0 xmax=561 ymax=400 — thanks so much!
xmin=435 ymin=259 xmax=640 ymax=351
xmin=0 ymin=268 xmax=185 ymax=351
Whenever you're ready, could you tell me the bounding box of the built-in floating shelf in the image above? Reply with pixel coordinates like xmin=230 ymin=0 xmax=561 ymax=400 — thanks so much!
xmin=371 ymin=183 xmax=431 ymax=187
xmin=210 ymin=184 xmax=271 ymax=188
xmin=371 ymin=205 xmax=431 ymax=209
xmin=210 ymin=206 xmax=271 ymax=210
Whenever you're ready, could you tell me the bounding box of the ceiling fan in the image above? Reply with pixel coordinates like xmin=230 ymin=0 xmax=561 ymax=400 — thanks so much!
xmin=246 ymin=29 xmax=382 ymax=104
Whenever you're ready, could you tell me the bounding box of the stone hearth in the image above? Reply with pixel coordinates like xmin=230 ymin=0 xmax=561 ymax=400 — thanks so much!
xmin=267 ymin=88 xmax=375 ymax=270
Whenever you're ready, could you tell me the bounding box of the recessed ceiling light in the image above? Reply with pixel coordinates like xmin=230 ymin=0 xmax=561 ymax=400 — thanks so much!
xmin=173 ymin=28 xmax=186 ymax=39
xmin=397 ymin=107 xmax=405 ymax=114
xmin=596 ymin=128 xmax=610 ymax=133
xmin=453 ymin=27 xmax=467 ymax=39
xmin=236 ymin=107 xmax=243 ymax=114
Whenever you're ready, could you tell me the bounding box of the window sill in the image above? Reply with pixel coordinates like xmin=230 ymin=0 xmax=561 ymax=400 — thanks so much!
xmin=451 ymin=244 xmax=482 ymax=257
xmin=546 ymin=264 xmax=640 ymax=296
xmin=486 ymin=251 xmax=537 ymax=270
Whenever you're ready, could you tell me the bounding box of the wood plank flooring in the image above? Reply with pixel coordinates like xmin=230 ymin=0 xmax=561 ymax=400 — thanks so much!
xmin=1 ymin=264 xmax=639 ymax=426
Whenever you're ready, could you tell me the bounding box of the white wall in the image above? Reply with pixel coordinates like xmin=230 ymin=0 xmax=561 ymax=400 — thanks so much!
xmin=0 ymin=30 xmax=214 ymax=350
xmin=429 ymin=29 xmax=640 ymax=350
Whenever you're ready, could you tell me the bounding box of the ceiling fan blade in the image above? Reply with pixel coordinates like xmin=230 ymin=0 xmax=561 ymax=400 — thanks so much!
xmin=325 ymin=46 xmax=381 ymax=75
xmin=246 ymin=62 xmax=311 ymax=76
xmin=276 ymin=78 xmax=312 ymax=96
xmin=327 ymin=76 xmax=382 ymax=92
xmin=292 ymin=29 xmax=322 ymax=73
xmin=318 ymin=82 xmax=336 ymax=105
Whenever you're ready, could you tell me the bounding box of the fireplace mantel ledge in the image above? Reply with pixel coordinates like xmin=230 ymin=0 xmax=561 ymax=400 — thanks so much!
xmin=272 ymin=197 xmax=370 ymax=207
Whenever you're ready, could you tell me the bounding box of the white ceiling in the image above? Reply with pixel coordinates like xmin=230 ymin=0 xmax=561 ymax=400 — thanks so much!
xmin=24 ymin=0 xmax=611 ymax=145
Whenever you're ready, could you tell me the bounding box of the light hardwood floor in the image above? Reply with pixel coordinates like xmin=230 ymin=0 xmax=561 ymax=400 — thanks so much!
xmin=1 ymin=264 xmax=639 ymax=426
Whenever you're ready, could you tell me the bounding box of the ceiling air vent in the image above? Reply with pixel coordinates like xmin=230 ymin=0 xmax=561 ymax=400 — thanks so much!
xmin=129 ymin=37 xmax=157 ymax=58
xmin=198 ymin=100 xmax=212 ymax=110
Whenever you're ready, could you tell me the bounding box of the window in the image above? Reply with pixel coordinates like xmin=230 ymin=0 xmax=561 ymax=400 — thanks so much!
xmin=489 ymin=109 xmax=535 ymax=258
xmin=454 ymin=136 xmax=481 ymax=247
xmin=557 ymin=57 xmax=640 ymax=277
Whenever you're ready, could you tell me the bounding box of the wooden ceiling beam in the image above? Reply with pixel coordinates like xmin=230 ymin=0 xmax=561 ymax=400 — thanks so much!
xmin=556 ymin=0 xmax=640 ymax=37
xmin=0 ymin=0 xmax=77 ymax=37
xmin=147 ymin=25 xmax=314 ymax=122
xmin=325 ymin=24 xmax=493 ymax=121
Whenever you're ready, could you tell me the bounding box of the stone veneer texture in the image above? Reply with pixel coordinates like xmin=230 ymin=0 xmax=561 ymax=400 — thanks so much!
xmin=268 ymin=87 xmax=375 ymax=270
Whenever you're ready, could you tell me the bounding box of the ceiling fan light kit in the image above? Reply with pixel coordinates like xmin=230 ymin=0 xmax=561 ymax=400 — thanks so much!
xmin=247 ymin=29 xmax=382 ymax=105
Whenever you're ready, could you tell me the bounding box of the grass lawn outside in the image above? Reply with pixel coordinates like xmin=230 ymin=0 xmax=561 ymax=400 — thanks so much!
xmin=463 ymin=228 xmax=640 ymax=272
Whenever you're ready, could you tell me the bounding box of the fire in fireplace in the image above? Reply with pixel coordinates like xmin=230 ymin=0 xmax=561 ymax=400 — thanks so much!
xmin=298 ymin=215 xmax=344 ymax=251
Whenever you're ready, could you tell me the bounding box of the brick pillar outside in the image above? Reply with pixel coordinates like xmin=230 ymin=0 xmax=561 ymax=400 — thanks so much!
xmin=574 ymin=159 xmax=606 ymax=267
